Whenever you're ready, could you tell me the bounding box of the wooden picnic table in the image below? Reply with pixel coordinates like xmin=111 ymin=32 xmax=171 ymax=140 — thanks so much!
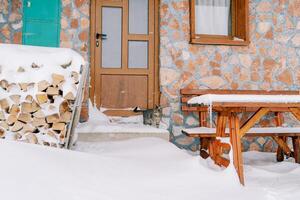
xmin=206 ymin=101 xmax=300 ymax=185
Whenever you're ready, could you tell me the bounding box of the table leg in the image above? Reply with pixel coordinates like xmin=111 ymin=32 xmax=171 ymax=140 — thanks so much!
xmin=275 ymin=112 xmax=285 ymax=162
xmin=292 ymin=137 xmax=300 ymax=164
xmin=216 ymin=112 xmax=228 ymax=137
xmin=199 ymin=112 xmax=209 ymax=159
xmin=229 ymin=113 xmax=245 ymax=185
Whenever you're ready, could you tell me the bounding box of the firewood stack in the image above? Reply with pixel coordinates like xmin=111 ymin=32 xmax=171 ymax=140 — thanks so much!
xmin=0 ymin=62 xmax=82 ymax=148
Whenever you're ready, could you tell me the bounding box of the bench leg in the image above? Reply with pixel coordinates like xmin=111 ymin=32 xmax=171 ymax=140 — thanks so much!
xmin=229 ymin=113 xmax=245 ymax=185
xmin=276 ymin=137 xmax=286 ymax=162
xmin=200 ymin=138 xmax=210 ymax=159
xmin=292 ymin=136 xmax=300 ymax=164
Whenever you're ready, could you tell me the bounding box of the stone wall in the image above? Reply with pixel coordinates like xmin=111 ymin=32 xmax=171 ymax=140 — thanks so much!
xmin=160 ymin=0 xmax=300 ymax=151
xmin=60 ymin=0 xmax=90 ymax=122
xmin=0 ymin=0 xmax=22 ymax=44
xmin=0 ymin=0 xmax=90 ymax=122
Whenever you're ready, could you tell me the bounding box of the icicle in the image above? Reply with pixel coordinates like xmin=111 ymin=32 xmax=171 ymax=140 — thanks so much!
xmin=208 ymin=95 xmax=213 ymax=128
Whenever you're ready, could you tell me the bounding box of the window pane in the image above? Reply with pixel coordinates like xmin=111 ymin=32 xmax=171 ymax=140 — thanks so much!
xmin=102 ymin=7 xmax=122 ymax=68
xmin=195 ymin=0 xmax=231 ymax=35
xmin=128 ymin=41 xmax=148 ymax=69
xmin=129 ymin=0 xmax=148 ymax=34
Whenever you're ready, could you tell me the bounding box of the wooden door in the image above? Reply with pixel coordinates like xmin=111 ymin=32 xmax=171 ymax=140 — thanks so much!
xmin=91 ymin=0 xmax=159 ymax=116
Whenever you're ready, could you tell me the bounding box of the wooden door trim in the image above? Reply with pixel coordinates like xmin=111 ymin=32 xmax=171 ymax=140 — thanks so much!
xmin=90 ymin=0 xmax=161 ymax=109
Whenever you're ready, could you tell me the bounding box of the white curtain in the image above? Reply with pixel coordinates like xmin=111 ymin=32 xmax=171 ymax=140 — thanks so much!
xmin=195 ymin=0 xmax=231 ymax=35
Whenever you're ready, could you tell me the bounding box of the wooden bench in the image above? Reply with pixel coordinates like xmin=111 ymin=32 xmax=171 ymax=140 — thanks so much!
xmin=180 ymin=89 xmax=300 ymax=165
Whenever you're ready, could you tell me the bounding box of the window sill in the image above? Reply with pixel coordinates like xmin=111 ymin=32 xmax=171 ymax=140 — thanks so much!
xmin=190 ymin=37 xmax=250 ymax=46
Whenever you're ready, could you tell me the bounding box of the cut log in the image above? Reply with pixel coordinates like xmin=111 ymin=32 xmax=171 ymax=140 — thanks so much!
xmin=7 ymin=83 xmax=17 ymax=92
xmin=46 ymin=87 xmax=59 ymax=96
xmin=32 ymin=117 xmax=46 ymax=127
xmin=33 ymin=110 xmax=45 ymax=118
xmin=52 ymin=123 xmax=66 ymax=132
xmin=21 ymin=101 xmax=41 ymax=114
xmin=17 ymin=67 xmax=25 ymax=72
xmin=6 ymin=114 xmax=17 ymax=126
xmin=71 ymin=71 xmax=79 ymax=84
xmin=50 ymin=143 xmax=58 ymax=148
xmin=52 ymin=73 xmax=65 ymax=86
xmin=23 ymin=124 xmax=36 ymax=133
xmin=0 ymin=111 xmax=5 ymax=121
xmin=0 ymin=121 xmax=9 ymax=130
xmin=9 ymin=104 xmax=20 ymax=115
xmin=25 ymin=95 xmax=33 ymax=102
xmin=18 ymin=113 xmax=32 ymax=123
xmin=0 ymin=128 xmax=5 ymax=138
xmin=47 ymin=130 xmax=58 ymax=139
xmin=38 ymin=80 xmax=50 ymax=92
xmin=25 ymin=133 xmax=38 ymax=144
xmin=59 ymin=100 xmax=71 ymax=113
xmin=64 ymin=92 xmax=75 ymax=101
xmin=59 ymin=111 xmax=72 ymax=123
xmin=11 ymin=121 xmax=24 ymax=132
xmin=14 ymin=133 xmax=22 ymax=141
xmin=31 ymin=62 xmax=41 ymax=69
xmin=21 ymin=102 xmax=31 ymax=114
xmin=43 ymin=141 xmax=50 ymax=146
xmin=19 ymin=83 xmax=29 ymax=91
xmin=9 ymin=95 xmax=21 ymax=105
xmin=36 ymin=93 xmax=48 ymax=105
xmin=61 ymin=60 xmax=72 ymax=69
xmin=0 ymin=98 xmax=10 ymax=112
xmin=46 ymin=114 xmax=60 ymax=124
xmin=0 ymin=79 xmax=8 ymax=90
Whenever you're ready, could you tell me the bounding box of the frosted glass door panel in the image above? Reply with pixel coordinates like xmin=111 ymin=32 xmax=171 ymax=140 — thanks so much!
xmin=102 ymin=7 xmax=122 ymax=68
xmin=129 ymin=0 xmax=148 ymax=34
xmin=128 ymin=41 xmax=148 ymax=69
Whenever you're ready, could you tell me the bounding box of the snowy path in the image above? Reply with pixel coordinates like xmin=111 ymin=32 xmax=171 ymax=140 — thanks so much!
xmin=0 ymin=138 xmax=299 ymax=200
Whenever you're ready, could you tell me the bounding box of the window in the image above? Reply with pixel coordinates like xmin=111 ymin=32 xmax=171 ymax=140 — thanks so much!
xmin=190 ymin=0 xmax=249 ymax=45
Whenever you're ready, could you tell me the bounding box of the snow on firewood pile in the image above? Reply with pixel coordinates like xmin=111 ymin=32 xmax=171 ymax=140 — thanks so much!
xmin=0 ymin=44 xmax=84 ymax=147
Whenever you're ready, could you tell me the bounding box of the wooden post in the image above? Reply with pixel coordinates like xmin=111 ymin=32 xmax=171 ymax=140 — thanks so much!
xmin=199 ymin=111 xmax=210 ymax=159
xmin=275 ymin=112 xmax=285 ymax=162
xmin=229 ymin=113 xmax=245 ymax=185
xmin=292 ymin=136 xmax=300 ymax=164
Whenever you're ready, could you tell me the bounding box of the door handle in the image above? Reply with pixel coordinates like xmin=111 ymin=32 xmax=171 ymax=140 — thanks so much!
xmin=96 ymin=33 xmax=107 ymax=40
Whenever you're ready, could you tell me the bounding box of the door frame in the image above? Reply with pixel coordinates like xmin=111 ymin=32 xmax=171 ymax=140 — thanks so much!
xmin=90 ymin=0 xmax=160 ymax=110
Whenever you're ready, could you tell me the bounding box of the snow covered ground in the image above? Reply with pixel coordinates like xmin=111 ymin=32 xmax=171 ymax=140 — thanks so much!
xmin=0 ymin=138 xmax=299 ymax=200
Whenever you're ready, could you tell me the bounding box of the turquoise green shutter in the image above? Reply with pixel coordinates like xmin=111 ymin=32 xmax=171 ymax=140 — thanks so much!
xmin=22 ymin=0 xmax=61 ymax=47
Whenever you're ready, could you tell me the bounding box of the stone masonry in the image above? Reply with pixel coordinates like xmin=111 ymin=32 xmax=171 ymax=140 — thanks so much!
xmin=0 ymin=0 xmax=22 ymax=44
xmin=160 ymin=0 xmax=300 ymax=151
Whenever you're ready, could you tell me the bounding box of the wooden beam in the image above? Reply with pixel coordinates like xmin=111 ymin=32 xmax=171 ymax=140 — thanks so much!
xmin=289 ymin=107 xmax=300 ymax=121
xmin=240 ymin=108 xmax=269 ymax=137
xmin=272 ymin=136 xmax=292 ymax=156
xmin=216 ymin=112 xmax=228 ymax=137
xmin=229 ymin=113 xmax=245 ymax=185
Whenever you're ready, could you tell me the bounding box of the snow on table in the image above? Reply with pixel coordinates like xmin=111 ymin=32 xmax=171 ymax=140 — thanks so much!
xmin=0 ymin=44 xmax=85 ymax=147
xmin=183 ymin=127 xmax=300 ymax=134
xmin=188 ymin=94 xmax=300 ymax=105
